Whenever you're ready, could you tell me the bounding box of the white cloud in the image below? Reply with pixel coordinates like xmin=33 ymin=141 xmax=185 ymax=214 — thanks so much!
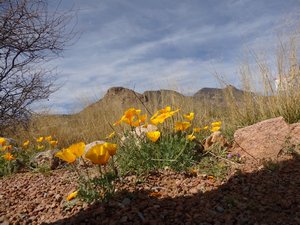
xmin=35 ymin=0 xmax=300 ymax=113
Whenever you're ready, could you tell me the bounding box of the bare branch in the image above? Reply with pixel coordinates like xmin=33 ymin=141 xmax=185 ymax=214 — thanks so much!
xmin=0 ymin=0 xmax=75 ymax=134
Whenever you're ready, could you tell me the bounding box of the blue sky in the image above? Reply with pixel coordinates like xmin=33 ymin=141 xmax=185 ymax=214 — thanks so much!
xmin=37 ymin=0 xmax=300 ymax=114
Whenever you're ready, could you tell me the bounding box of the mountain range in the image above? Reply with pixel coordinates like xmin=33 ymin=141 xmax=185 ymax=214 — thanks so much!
xmin=78 ymin=85 xmax=245 ymax=116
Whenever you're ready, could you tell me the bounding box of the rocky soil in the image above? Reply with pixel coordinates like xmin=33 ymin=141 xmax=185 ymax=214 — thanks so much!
xmin=1 ymin=154 xmax=300 ymax=225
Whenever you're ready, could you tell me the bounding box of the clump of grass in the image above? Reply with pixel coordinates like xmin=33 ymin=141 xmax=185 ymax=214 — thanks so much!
xmin=220 ymin=31 xmax=300 ymax=129
xmin=79 ymin=172 xmax=117 ymax=203
xmin=262 ymin=159 xmax=280 ymax=172
xmin=33 ymin=163 xmax=52 ymax=175
xmin=196 ymin=144 xmax=231 ymax=179
xmin=117 ymin=132 xmax=198 ymax=175
xmin=112 ymin=107 xmax=223 ymax=176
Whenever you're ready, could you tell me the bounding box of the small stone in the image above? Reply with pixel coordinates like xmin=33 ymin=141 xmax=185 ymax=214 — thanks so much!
xmin=137 ymin=211 xmax=145 ymax=222
xmin=55 ymin=194 xmax=62 ymax=202
xmin=190 ymin=187 xmax=198 ymax=194
xmin=120 ymin=216 xmax=128 ymax=223
xmin=121 ymin=198 xmax=131 ymax=206
xmin=215 ymin=206 xmax=224 ymax=213
xmin=0 ymin=216 xmax=9 ymax=225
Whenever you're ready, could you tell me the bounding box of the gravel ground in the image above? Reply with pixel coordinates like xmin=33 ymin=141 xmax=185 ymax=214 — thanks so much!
xmin=1 ymin=155 xmax=300 ymax=225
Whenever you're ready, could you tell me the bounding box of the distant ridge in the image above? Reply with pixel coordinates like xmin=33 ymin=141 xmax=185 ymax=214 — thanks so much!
xmin=78 ymin=85 xmax=246 ymax=115
xmin=193 ymin=85 xmax=245 ymax=104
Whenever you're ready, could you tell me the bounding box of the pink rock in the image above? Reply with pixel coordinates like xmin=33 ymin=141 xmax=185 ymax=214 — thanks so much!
xmin=232 ymin=116 xmax=300 ymax=160
xmin=289 ymin=122 xmax=300 ymax=145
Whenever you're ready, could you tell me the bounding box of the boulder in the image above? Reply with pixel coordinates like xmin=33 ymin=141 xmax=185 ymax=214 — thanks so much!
xmin=289 ymin=122 xmax=300 ymax=145
xmin=135 ymin=124 xmax=158 ymax=137
xmin=232 ymin=116 xmax=300 ymax=161
xmin=121 ymin=124 xmax=158 ymax=144
xmin=31 ymin=149 xmax=62 ymax=170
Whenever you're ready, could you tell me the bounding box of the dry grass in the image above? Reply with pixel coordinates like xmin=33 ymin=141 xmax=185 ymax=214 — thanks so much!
xmin=221 ymin=31 xmax=300 ymax=132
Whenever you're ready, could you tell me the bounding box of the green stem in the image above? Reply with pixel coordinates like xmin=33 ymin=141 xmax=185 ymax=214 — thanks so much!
xmin=71 ymin=163 xmax=82 ymax=179
xmin=111 ymin=156 xmax=118 ymax=177
xmin=81 ymin=157 xmax=91 ymax=180
xmin=174 ymin=139 xmax=188 ymax=161
xmin=98 ymin=165 xmax=103 ymax=178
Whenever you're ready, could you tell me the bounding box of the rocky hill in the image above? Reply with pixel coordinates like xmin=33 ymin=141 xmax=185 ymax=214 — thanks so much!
xmin=193 ymin=85 xmax=245 ymax=104
xmin=78 ymin=85 xmax=245 ymax=116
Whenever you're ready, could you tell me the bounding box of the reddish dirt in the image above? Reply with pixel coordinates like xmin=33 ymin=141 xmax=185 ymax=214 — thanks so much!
xmin=1 ymin=155 xmax=300 ymax=225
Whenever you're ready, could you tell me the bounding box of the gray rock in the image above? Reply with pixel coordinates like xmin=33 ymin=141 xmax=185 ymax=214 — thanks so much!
xmin=121 ymin=124 xmax=158 ymax=146
xmin=121 ymin=197 xmax=131 ymax=206
xmin=215 ymin=206 xmax=224 ymax=213
xmin=31 ymin=149 xmax=62 ymax=169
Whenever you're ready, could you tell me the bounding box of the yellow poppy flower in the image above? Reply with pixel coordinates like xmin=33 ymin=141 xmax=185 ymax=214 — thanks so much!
xmin=66 ymin=191 xmax=78 ymax=201
xmin=146 ymin=131 xmax=161 ymax=142
xmin=55 ymin=148 xmax=77 ymax=163
xmin=210 ymin=126 xmax=221 ymax=132
xmin=37 ymin=145 xmax=44 ymax=151
xmin=174 ymin=121 xmax=191 ymax=132
xmin=183 ymin=112 xmax=194 ymax=121
xmin=45 ymin=136 xmax=52 ymax=142
xmin=193 ymin=127 xmax=201 ymax=133
xmin=159 ymin=106 xmax=171 ymax=113
xmin=67 ymin=142 xmax=85 ymax=157
xmin=181 ymin=122 xmax=191 ymax=131
xmin=104 ymin=142 xmax=117 ymax=156
xmin=150 ymin=107 xmax=179 ymax=125
xmin=150 ymin=113 xmax=169 ymax=125
xmin=211 ymin=121 xmax=222 ymax=127
xmin=138 ymin=114 xmax=147 ymax=123
xmin=23 ymin=140 xmax=30 ymax=149
xmin=203 ymin=126 xmax=209 ymax=130
xmin=119 ymin=108 xmax=144 ymax=127
xmin=2 ymin=152 xmax=15 ymax=161
xmin=131 ymin=120 xmax=141 ymax=127
xmin=151 ymin=112 xmax=175 ymax=125
xmin=187 ymin=134 xmax=196 ymax=141
xmin=123 ymin=108 xmax=140 ymax=120
xmin=36 ymin=137 xmax=44 ymax=143
xmin=0 ymin=138 xmax=6 ymax=146
xmin=50 ymin=140 xmax=58 ymax=147
xmin=3 ymin=145 xmax=12 ymax=151
xmin=85 ymin=144 xmax=110 ymax=165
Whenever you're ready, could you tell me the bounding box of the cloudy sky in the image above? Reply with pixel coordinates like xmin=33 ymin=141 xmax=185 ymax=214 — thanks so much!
xmin=36 ymin=0 xmax=300 ymax=114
